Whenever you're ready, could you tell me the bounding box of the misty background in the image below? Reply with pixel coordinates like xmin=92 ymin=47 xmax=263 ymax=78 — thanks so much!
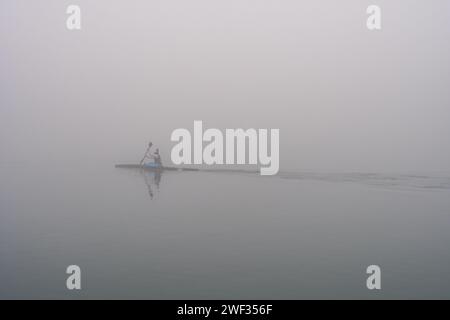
xmin=1 ymin=0 xmax=450 ymax=173
xmin=1 ymin=1 xmax=450 ymax=299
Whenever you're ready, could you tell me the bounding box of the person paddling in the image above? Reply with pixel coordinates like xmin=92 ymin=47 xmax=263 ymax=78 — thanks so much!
xmin=152 ymin=148 xmax=162 ymax=167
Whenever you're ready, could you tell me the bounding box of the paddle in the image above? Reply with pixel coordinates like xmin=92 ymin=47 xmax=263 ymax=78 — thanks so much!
xmin=139 ymin=142 xmax=153 ymax=165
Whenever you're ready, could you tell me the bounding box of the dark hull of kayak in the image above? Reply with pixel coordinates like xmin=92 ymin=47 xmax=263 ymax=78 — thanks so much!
xmin=115 ymin=164 xmax=259 ymax=175
xmin=115 ymin=164 xmax=199 ymax=172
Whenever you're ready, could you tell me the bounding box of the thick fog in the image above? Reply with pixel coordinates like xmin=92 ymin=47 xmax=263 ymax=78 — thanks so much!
xmin=1 ymin=0 xmax=450 ymax=173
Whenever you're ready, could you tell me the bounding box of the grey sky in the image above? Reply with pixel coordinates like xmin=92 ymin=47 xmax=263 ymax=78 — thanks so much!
xmin=1 ymin=0 xmax=450 ymax=172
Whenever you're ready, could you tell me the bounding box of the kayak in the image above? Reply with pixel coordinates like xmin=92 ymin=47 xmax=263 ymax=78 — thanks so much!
xmin=115 ymin=164 xmax=199 ymax=171
xmin=115 ymin=164 xmax=259 ymax=175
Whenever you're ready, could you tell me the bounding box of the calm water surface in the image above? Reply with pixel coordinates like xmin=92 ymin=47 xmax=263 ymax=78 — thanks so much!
xmin=1 ymin=163 xmax=450 ymax=299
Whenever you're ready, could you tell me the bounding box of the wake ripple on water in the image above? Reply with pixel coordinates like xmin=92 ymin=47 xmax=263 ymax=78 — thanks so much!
xmin=278 ymin=172 xmax=450 ymax=191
